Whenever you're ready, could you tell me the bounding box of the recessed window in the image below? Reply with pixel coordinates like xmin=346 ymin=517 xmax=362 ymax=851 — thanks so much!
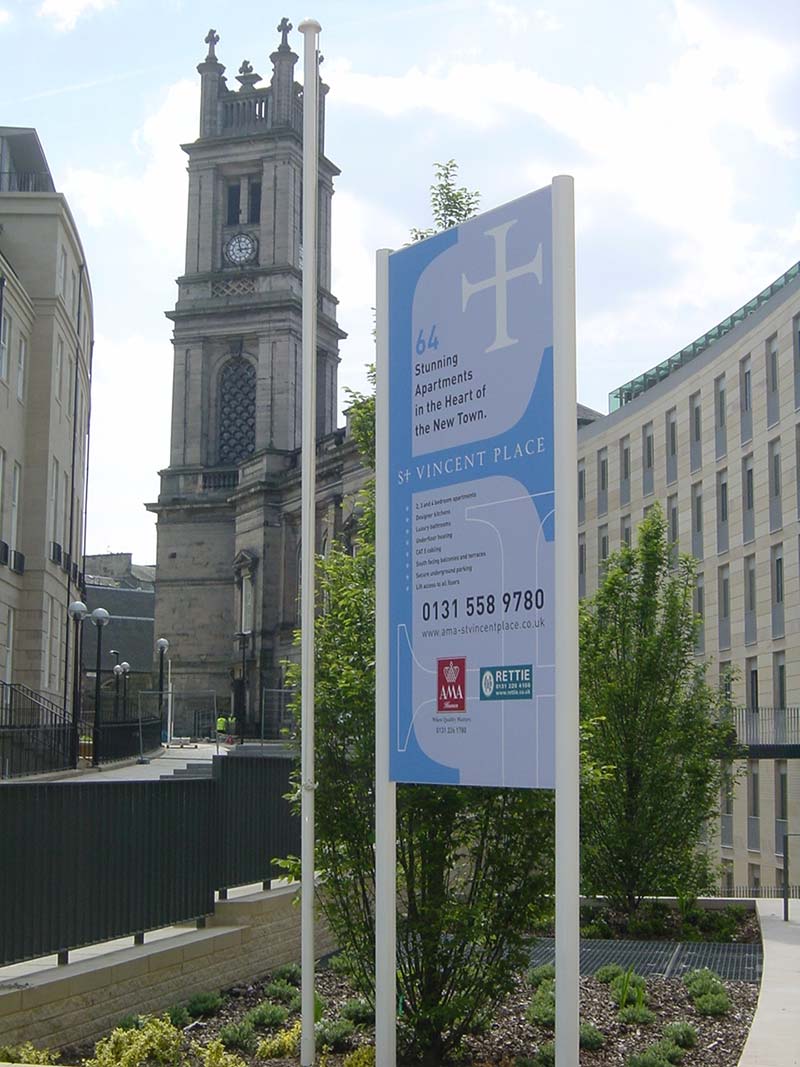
xmin=248 ymin=180 xmax=262 ymax=224
xmin=226 ymin=182 xmax=241 ymax=226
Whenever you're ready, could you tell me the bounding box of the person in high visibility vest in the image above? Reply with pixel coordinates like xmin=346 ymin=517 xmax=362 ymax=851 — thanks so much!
xmin=216 ymin=714 xmax=227 ymax=742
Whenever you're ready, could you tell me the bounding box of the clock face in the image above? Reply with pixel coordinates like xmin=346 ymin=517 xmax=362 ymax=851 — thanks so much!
xmin=225 ymin=232 xmax=257 ymax=266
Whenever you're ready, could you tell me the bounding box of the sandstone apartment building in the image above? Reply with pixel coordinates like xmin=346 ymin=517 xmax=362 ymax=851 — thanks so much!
xmin=0 ymin=127 xmax=93 ymax=706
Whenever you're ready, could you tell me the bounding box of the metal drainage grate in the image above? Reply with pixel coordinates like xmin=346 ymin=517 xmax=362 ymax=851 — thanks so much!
xmin=529 ymin=938 xmax=762 ymax=983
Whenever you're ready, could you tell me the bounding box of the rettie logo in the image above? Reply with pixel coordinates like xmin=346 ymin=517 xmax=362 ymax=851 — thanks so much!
xmin=437 ymin=657 xmax=466 ymax=712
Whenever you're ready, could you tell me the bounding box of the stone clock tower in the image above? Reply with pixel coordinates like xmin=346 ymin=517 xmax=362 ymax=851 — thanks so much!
xmin=148 ymin=23 xmax=361 ymax=733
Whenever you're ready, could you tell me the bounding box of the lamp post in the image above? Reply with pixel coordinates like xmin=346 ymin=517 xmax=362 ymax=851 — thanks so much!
xmin=110 ymin=649 xmax=121 ymax=718
xmin=67 ymin=600 xmax=87 ymax=768
xmin=234 ymin=630 xmax=251 ymax=743
xmin=156 ymin=637 xmax=169 ymax=744
xmin=90 ymin=607 xmax=110 ymax=767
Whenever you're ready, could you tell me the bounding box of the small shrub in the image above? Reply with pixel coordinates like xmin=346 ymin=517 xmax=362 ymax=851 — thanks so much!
xmin=343 ymin=1048 xmax=375 ymax=1067
xmin=662 ymin=1022 xmax=697 ymax=1049
xmin=526 ymin=979 xmax=556 ymax=1028
xmin=271 ymin=963 xmax=301 ymax=987
xmin=87 ymin=1016 xmax=182 ymax=1067
xmin=256 ymin=1020 xmax=301 ymax=1059
xmin=649 ymin=1040 xmax=684 ymax=1064
xmin=263 ymin=979 xmax=298 ymax=1005
xmin=245 ymin=1002 xmax=288 ymax=1032
xmin=682 ymin=968 xmax=722 ymax=998
xmin=219 ymin=1022 xmax=256 ymax=1054
xmin=192 ymin=1039 xmax=247 ymax=1067
xmin=627 ymin=1051 xmax=673 ymax=1067
xmin=594 ymin=963 xmax=625 ymax=984
xmin=535 ymin=1041 xmax=555 ymax=1067
xmin=315 ymin=1018 xmax=356 ymax=1052
xmin=116 ymin=1016 xmax=143 ymax=1031
xmin=579 ymin=1023 xmax=605 ymax=1050
xmin=186 ymin=991 xmax=224 ymax=1018
xmin=580 ymin=922 xmax=609 ymax=939
xmin=166 ymin=1005 xmax=190 ymax=1029
xmin=0 ymin=1044 xmax=59 ymax=1065
xmin=526 ymin=962 xmax=555 ymax=989
xmin=694 ymin=990 xmax=731 ymax=1016
xmin=618 ymin=1004 xmax=656 ymax=1026
xmin=341 ymin=998 xmax=375 ymax=1027
xmin=610 ymin=969 xmax=648 ymax=1008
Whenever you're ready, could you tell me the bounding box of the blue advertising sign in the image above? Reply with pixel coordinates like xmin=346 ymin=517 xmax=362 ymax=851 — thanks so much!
xmin=388 ymin=185 xmax=556 ymax=788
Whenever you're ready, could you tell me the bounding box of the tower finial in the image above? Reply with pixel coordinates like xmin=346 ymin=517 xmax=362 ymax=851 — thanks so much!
xmin=277 ymin=17 xmax=292 ymax=50
xmin=204 ymin=28 xmax=220 ymax=61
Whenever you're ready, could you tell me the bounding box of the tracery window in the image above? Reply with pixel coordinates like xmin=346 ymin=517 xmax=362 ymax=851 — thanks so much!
xmin=218 ymin=357 xmax=256 ymax=464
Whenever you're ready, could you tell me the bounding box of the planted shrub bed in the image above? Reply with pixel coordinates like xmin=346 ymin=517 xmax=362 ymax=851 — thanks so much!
xmin=35 ymin=958 xmax=757 ymax=1067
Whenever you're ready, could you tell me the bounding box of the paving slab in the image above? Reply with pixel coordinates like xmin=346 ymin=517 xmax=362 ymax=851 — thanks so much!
xmin=738 ymin=898 xmax=800 ymax=1067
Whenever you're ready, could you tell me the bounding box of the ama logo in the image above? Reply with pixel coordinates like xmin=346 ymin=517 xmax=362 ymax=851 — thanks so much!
xmin=437 ymin=657 xmax=466 ymax=712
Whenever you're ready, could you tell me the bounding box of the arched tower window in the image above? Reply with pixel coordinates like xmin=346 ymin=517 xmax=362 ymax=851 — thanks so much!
xmin=218 ymin=357 xmax=256 ymax=464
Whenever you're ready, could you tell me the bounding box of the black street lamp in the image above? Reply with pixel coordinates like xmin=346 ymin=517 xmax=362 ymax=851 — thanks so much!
xmin=234 ymin=630 xmax=252 ymax=742
xmin=156 ymin=637 xmax=169 ymax=743
xmin=90 ymin=607 xmax=110 ymax=767
xmin=110 ymin=649 xmax=121 ymax=718
xmin=67 ymin=600 xmax=87 ymax=768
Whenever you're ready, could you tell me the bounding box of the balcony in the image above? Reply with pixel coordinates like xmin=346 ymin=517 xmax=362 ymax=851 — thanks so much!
xmin=0 ymin=170 xmax=55 ymax=193
xmin=729 ymin=706 xmax=800 ymax=758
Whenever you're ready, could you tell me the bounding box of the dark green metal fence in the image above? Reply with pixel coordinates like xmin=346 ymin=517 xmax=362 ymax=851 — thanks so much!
xmin=0 ymin=755 xmax=298 ymax=966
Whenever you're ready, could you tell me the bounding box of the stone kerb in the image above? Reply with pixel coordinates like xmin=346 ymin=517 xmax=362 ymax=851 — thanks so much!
xmin=0 ymin=884 xmax=335 ymax=1050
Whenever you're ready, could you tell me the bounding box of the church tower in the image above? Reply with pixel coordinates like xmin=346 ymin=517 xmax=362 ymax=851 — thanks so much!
xmin=149 ymin=22 xmax=351 ymax=732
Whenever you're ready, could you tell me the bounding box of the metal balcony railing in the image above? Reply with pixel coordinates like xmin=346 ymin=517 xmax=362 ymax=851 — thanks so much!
xmin=0 ymin=170 xmax=55 ymax=193
xmin=725 ymin=706 xmax=800 ymax=755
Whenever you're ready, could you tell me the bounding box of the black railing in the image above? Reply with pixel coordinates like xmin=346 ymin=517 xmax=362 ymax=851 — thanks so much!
xmin=730 ymin=706 xmax=800 ymax=753
xmin=0 ymin=683 xmax=74 ymax=778
xmin=0 ymin=754 xmax=298 ymax=966
xmin=0 ymin=170 xmax=55 ymax=193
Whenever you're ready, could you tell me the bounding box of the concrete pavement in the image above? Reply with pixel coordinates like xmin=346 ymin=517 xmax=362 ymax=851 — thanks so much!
xmin=738 ymin=898 xmax=800 ymax=1067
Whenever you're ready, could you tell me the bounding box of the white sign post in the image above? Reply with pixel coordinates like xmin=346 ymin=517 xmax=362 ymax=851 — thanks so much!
xmin=375 ymin=177 xmax=578 ymax=1064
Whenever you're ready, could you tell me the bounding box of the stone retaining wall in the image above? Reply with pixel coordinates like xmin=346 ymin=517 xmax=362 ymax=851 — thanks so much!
xmin=0 ymin=885 xmax=335 ymax=1050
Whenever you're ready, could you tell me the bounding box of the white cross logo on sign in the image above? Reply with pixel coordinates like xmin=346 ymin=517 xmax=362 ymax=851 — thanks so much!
xmin=461 ymin=219 xmax=543 ymax=353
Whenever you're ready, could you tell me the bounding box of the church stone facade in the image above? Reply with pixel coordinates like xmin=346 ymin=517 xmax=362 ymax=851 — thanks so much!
xmin=148 ymin=24 xmax=363 ymax=732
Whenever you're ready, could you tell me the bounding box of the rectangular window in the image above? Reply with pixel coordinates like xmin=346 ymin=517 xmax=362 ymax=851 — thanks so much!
xmin=597 ymin=447 xmax=608 ymax=517
xmin=598 ymin=525 xmax=609 ymax=574
xmin=745 ymin=555 xmax=756 ymax=612
xmin=226 ymin=182 xmax=241 ymax=226
xmin=643 ymin=422 xmax=654 ymax=495
xmin=748 ymin=760 xmax=760 ymax=818
xmin=774 ymin=653 xmax=786 ymax=710
xmin=776 ymin=761 xmax=788 ymax=821
xmin=747 ymin=660 xmax=759 ymax=710
xmin=769 ymin=335 xmax=779 ymax=390
xmin=716 ymin=376 xmax=726 ymax=427
xmin=695 ymin=574 xmax=705 ymax=619
xmin=719 ymin=565 xmax=730 ymax=619
xmin=10 ymin=463 xmax=20 ymax=548
xmin=577 ymin=461 xmax=585 ymax=524
xmin=620 ymin=515 xmax=631 ymax=547
xmin=16 ymin=335 xmax=26 ymax=402
xmin=248 ymin=179 xmax=262 ymax=224
xmin=621 ymin=439 xmax=630 ymax=480
xmin=691 ymin=392 xmax=701 ymax=441
xmin=58 ymin=246 xmax=67 ymax=298
xmin=0 ymin=311 xmax=9 ymax=380
xmin=578 ymin=532 xmax=586 ymax=599
xmin=741 ymin=356 xmax=752 ymax=412
xmin=55 ymin=336 xmax=64 ymax=403
xmin=0 ymin=447 xmax=5 ymax=540
xmin=668 ymin=494 xmax=678 ymax=544
xmin=719 ymin=475 xmax=728 ymax=522
xmin=667 ymin=409 xmax=677 ymax=456
xmin=50 ymin=457 xmax=60 ymax=543
xmin=599 ymin=452 xmax=607 ymax=492
xmin=694 ymin=487 xmax=702 ymax=533
xmin=62 ymin=470 xmax=69 ymax=549
xmin=774 ymin=551 xmax=784 ymax=603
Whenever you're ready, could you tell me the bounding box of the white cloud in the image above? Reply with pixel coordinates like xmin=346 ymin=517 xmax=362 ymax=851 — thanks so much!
xmin=38 ymin=0 xmax=117 ymax=33
xmin=0 ymin=9 xmax=11 ymax=26
xmin=86 ymin=333 xmax=169 ymax=561
xmin=62 ymin=79 xmax=195 ymax=256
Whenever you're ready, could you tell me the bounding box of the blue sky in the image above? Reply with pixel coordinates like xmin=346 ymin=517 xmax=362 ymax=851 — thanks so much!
xmin=1 ymin=0 xmax=798 ymax=562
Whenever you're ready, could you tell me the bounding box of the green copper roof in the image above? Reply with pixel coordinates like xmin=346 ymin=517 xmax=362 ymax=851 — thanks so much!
xmin=608 ymin=260 xmax=800 ymax=412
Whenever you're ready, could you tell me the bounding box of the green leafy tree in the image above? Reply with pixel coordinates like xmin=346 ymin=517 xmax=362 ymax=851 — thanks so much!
xmin=579 ymin=506 xmax=737 ymax=916
xmin=409 ymin=159 xmax=480 ymax=241
xmin=286 ymin=163 xmax=556 ymax=1065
